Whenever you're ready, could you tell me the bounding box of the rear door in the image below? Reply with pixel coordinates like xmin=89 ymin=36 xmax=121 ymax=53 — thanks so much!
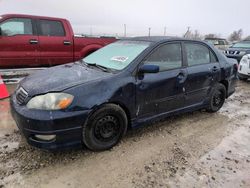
xmin=136 ymin=42 xmax=187 ymax=118
xmin=37 ymin=19 xmax=73 ymax=66
xmin=184 ymin=42 xmax=221 ymax=107
xmin=0 ymin=17 xmax=39 ymax=67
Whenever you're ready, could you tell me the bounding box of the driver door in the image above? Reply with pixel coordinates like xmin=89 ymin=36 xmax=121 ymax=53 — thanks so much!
xmin=136 ymin=42 xmax=187 ymax=119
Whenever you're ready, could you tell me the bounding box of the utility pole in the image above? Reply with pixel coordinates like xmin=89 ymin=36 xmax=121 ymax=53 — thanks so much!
xmin=164 ymin=27 xmax=166 ymax=36
xmin=148 ymin=27 xmax=151 ymax=37
xmin=124 ymin=24 xmax=127 ymax=37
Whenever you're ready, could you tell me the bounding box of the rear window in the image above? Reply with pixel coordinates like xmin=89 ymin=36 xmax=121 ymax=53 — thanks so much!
xmin=39 ymin=20 xmax=65 ymax=36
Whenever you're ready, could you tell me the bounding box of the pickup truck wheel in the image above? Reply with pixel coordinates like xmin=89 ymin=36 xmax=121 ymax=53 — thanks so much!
xmin=207 ymin=83 xmax=226 ymax=113
xmin=82 ymin=104 xmax=128 ymax=151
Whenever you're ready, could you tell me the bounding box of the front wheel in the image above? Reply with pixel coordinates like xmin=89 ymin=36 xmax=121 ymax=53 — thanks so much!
xmin=207 ymin=83 xmax=226 ymax=113
xmin=82 ymin=104 xmax=128 ymax=151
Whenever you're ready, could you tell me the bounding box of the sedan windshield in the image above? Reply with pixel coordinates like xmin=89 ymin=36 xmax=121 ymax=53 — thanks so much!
xmin=83 ymin=41 xmax=150 ymax=70
xmin=232 ymin=42 xmax=250 ymax=48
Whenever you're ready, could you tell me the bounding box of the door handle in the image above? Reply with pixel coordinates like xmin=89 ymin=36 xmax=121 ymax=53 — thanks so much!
xmin=63 ymin=41 xmax=71 ymax=45
xmin=177 ymin=71 xmax=187 ymax=84
xmin=29 ymin=39 xmax=38 ymax=44
xmin=211 ymin=66 xmax=218 ymax=72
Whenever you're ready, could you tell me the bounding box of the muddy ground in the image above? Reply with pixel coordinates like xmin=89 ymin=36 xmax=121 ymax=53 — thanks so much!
xmin=0 ymin=81 xmax=250 ymax=188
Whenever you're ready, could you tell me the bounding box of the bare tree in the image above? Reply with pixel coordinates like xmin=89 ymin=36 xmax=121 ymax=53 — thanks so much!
xmin=244 ymin=36 xmax=250 ymax=40
xmin=228 ymin=29 xmax=243 ymax=42
xmin=193 ymin=30 xmax=203 ymax=40
xmin=183 ymin=29 xmax=203 ymax=40
xmin=204 ymin=33 xmax=220 ymax=38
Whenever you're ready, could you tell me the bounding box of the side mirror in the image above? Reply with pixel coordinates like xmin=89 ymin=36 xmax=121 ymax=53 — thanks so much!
xmin=139 ymin=64 xmax=159 ymax=74
xmin=0 ymin=27 xmax=2 ymax=36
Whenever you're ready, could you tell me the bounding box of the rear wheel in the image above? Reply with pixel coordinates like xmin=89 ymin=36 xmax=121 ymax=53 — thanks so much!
xmin=82 ymin=104 xmax=128 ymax=151
xmin=238 ymin=74 xmax=248 ymax=81
xmin=207 ymin=83 xmax=226 ymax=113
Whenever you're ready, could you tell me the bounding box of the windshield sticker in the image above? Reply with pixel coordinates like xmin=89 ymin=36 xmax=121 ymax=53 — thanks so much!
xmin=111 ymin=56 xmax=128 ymax=63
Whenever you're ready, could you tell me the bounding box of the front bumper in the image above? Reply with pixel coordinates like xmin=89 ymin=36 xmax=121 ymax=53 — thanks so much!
xmin=10 ymin=95 xmax=90 ymax=151
xmin=238 ymin=61 xmax=250 ymax=77
xmin=238 ymin=72 xmax=250 ymax=79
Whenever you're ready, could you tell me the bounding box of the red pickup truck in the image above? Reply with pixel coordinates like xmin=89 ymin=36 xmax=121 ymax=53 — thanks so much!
xmin=0 ymin=14 xmax=117 ymax=68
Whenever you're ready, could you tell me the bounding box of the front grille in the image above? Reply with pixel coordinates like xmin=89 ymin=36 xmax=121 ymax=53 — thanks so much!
xmin=226 ymin=50 xmax=240 ymax=55
xmin=16 ymin=87 xmax=28 ymax=105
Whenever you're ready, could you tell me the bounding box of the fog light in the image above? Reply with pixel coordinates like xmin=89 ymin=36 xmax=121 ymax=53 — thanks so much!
xmin=34 ymin=135 xmax=56 ymax=141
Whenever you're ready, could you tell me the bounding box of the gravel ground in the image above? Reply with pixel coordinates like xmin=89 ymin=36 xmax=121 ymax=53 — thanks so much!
xmin=0 ymin=81 xmax=250 ymax=188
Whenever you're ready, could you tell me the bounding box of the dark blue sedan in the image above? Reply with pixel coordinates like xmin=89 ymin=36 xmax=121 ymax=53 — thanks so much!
xmin=11 ymin=37 xmax=238 ymax=151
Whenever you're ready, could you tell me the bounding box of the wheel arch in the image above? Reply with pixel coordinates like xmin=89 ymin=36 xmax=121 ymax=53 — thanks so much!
xmin=80 ymin=44 xmax=103 ymax=58
xmin=88 ymin=102 xmax=132 ymax=129
xmin=219 ymin=80 xmax=229 ymax=97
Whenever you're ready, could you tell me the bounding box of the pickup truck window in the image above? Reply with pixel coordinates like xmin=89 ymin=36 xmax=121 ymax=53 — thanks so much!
xmin=218 ymin=40 xmax=225 ymax=45
xmin=83 ymin=41 xmax=150 ymax=70
xmin=39 ymin=20 xmax=65 ymax=36
xmin=186 ymin=43 xmax=217 ymax=66
xmin=0 ymin=18 xmax=33 ymax=36
xmin=143 ymin=43 xmax=182 ymax=71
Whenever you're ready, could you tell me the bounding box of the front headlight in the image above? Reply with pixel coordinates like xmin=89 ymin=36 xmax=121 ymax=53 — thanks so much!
xmin=27 ymin=93 xmax=74 ymax=110
xmin=239 ymin=51 xmax=246 ymax=56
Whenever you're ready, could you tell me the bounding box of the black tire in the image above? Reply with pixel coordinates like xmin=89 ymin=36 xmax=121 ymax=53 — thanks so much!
xmin=238 ymin=75 xmax=248 ymax=81
xmin=82 ymin=104 xmax=128 ymax=151
xmin=207 ymin=83 xmax=226 ymax=113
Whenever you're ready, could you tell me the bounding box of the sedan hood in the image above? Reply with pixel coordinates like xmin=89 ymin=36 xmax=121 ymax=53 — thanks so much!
xmin=20 ymin=62 xmax=111 ymax=97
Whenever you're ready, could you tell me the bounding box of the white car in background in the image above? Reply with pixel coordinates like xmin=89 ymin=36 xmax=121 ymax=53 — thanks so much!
xmin=238 ymin=54 xmax=250 ymax=81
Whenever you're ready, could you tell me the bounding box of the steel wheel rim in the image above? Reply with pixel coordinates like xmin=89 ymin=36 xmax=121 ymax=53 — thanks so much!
xmin=94 ymin=115 xmax=120 ymax=142
xmin=213 ymin=90 xmax=223 ymax=108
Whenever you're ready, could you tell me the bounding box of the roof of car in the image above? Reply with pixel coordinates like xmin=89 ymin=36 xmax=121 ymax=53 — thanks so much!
xmin=0 ymin=14 xmax=67 ymax=21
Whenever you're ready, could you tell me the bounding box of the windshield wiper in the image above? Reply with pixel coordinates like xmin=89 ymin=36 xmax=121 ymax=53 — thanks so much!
xmin=81 ymin=61 xmax=114 ymax=73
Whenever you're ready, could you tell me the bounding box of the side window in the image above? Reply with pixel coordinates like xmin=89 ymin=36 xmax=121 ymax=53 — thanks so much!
xmin=39 ymin=20 xmax=65 ymax=36
xmin=218 ymin=40 xmax=225 ymax=45
xmin=144 ymin=43 xmax=182 ymax=71
xmin=0 ymin=18 xmax=33 ymax=36
xmin=185 ymin=43 xmax=218 ymax=66
xmin=210 ymin=51 xmax=218 ymax=62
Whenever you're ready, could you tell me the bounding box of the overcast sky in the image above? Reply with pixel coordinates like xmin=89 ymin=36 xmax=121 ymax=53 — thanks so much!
xmin=0 ymin=0 xmax=249 ymax=38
